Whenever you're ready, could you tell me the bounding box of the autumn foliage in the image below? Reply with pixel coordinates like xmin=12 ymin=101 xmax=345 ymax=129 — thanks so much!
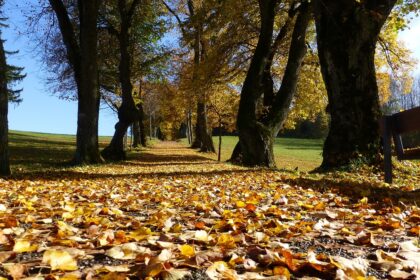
xmin=0 ymin=141 xmax=419 ymax=279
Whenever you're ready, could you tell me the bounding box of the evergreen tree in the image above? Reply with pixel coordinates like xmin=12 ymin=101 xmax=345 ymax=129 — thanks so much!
xmin=0 ymin=1 xmax=25 ymax=176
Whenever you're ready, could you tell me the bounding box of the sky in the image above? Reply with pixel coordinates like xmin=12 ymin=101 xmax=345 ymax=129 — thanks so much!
xmin=3 ymin=2 xmax=420 ymax=136
xmin=3 ymin=1 xmax=118 ymax=136
xmin=399 ymin=15 xmax=420 ymax=73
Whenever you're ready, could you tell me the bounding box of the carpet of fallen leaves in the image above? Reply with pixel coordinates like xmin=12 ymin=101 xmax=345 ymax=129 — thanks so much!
xmin=0 ymin=142 xmax=419 ymax=280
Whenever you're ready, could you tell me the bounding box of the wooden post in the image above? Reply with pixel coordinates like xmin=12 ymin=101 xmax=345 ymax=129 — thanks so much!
xmin=149 ymin=113 xmax=152 ymax=140
xmin=382 ymin=116 xmax=393 ymax=184
xmin=218 ymin=120 xmax=222 ymax=161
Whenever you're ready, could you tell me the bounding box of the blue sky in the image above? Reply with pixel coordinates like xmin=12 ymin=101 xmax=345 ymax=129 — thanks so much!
xmin=3 ymin=2 xmax=420 ymax=136
xmin=4 ymin=0 xmax=118 ymax=136
xmin=400 ymin=15 xmax=420 ymax=73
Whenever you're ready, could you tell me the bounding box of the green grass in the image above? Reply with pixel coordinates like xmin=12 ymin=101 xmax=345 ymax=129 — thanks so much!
xmin=8 ymin=131 xmax=322 ymax=172
xmin=182 ymin=136 xmax=323 ymax=171
xmin=9 ymin=131 xmax=112 ymax=171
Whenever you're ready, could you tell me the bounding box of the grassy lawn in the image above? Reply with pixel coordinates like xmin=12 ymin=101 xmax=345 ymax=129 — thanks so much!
xmin=182 ymin=136 xmax=323 ymax=171
xmin=9 ymin=131 xmax=322 ymax=172
xmin=9 ymin=131 xmax=112 ymax=171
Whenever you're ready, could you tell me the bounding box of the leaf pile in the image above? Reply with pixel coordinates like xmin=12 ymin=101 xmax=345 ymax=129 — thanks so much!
xmin=0 ymin=142 xmax=419 ymax=279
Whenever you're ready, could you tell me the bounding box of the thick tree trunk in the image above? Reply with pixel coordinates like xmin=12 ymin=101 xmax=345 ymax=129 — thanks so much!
xmin=0 ymin=36 xmax=10 ymax=176
xmin=236 ymin=0 xmax=277 ymax=167
xmin=194 ymin=101 xmax=215 ymax=152
xmin=313 ymin=0 xmax=396 ymax=169
xmin=266 ymin=3 xmax=311 ymax=132
xmin=188 ymin=0 xmax=214 ymax=152
xmin=50 ymin=0 xmax=102 ymax=165
xmin=73 ymin=0 xmax=102 ymax=164
xmin=236 ymin=1 xmax=309 ymax=167
xmin=102 ymin=0 xmax=140 ymax=161
xmin=132 ymin=103 xmax=146 ymax=148
xmin=229 ymin=141 xmax=242 ymax=163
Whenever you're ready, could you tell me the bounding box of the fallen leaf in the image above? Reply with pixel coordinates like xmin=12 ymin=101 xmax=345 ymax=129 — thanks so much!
xmin=42 ymin=249 xmax=78 ymax=271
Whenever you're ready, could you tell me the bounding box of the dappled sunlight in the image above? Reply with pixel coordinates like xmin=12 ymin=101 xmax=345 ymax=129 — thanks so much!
xmin=1 ymin=139 xmax=420 ymax=279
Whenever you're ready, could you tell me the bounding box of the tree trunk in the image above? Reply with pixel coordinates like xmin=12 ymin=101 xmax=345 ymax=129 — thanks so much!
xmin=188 ymin=0 xmax=214 ymax=152
xmin=313 ymin=0 xmax=396 ymax=169
xmin=138 ymin=103 xmax=147 ymax=147
xmin=132 ymin=120 xmax=140 ymax=147
xmin=0 ymin=35 xmax=10 ymax=176
xmin=229 ymin=141 xmax=242 ymax=163
xmin=235 ymin=1 xmax=310 ymax=167
xmin=149 ymin=113 xmax=153 ymax=140
xmin=50 ymin=0 xmax=103 ymax=165
xmin=188 ymin=110 xmax=193 ymax=144
xmin=73 ymin=0 xmax=102 ymax=164
xmin=218 ymin=120 xmax=222 ymax=161
xmin=195 ymin=101 xmax=215 ymax=152
xmin=235 ymin=0 xmax=276 ymax=166
xmin=132 ymin=103 xmax=147 ymax=148
xmin=186 ymin=112 xmax=191 ymax=144
xmin=102 ymin=0 xmax=140 ymax=161
xmin=266 ymin=3 xmax=311 ymax=133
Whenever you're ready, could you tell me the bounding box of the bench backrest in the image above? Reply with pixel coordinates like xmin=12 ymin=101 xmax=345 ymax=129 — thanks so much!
xmin=386 ymin=106 xmax=420 ymax=160
xmin=391 ymin=106 xmax=420 ymax=134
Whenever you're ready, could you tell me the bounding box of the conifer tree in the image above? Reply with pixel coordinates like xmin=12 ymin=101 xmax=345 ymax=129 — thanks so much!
xmin=0 ymin=0 xmax=25 ymax=176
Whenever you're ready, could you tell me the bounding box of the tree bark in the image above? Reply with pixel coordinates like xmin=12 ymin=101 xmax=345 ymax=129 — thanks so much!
xmin=188 ymin=0 xmax=215 ymax=152
xmin=228 ymin=141 xmax=242 ymax=163
xmin=235 ymin=1 xmax=310 ymax=167
xmin=102 ymin=0 xmax=140 ymax=161
xmin=313 ymin=0 xmax=397 ymax=169
xmin=0 ymin=33 xmax=10 ymax=176
xmin=138 ymin=103 xmax=147 ymax=147
xmin=218 ymin=120 xmax=222 ymax=161
xmin=132 ymin=120 xmax=141 ymax=147
xmin=50 ymin=0 xmax=103 ymax=165
xmin=195 ymin=101 xmax=215 ymax=152
xmin=235 ymin=0 xmax=277 ymax=166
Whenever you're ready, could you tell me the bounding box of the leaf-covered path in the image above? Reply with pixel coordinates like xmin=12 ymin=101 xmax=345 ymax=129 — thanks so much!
xmin=0 ymin=141 xmax=419 ymax=279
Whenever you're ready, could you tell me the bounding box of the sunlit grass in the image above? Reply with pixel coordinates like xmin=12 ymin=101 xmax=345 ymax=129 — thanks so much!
xmin=9 ymin=131 xmax=112 ymax=172
xmin=181 ymin=136 xmax=323 ymax=171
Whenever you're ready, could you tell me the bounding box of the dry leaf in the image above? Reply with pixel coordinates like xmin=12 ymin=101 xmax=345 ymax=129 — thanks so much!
xmin=42 ymin=250 xmax=78 ymax=271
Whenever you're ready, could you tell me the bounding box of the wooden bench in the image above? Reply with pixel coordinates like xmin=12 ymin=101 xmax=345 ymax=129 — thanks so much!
xmin=381 ymin=106 xmax=420 ymax=183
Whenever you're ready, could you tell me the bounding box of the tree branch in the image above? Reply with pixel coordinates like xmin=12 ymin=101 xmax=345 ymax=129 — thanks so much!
xmin=48 ymin=0 xmax=81 ymax=84
xmin=161 ymin=0 xmax=187 ymax=37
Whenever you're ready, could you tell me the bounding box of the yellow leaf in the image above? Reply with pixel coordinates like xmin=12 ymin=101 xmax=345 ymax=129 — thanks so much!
xmin=42 ymin=250 xmax=78 ymax=271
xmin=179 ymin=244 xmax=195 ymax=258
xmin=206 ymin=261 xmax=237 ymax=280
xmin=360 ymin=197 xmax=368 ymax=205
xmin=217 ymin=233 xmax=236 ymax=249
xmin=99 ymin=272 xmax=126 ymax=280
xmin=273 ymin=266 xmax=290 ymax=279
xmin=60 ymin=272 xmax=82 ymax=280
xmin=129 ymin=227 xmax=152 ymax=241
xmin=146 ymin=263 xmax=163 ymax=277
xmin=314 ymin=202 xmax=326 ymax=211
xmin=13 ymin=240 xmax=38 ymax=253
xmin=3 ymin=263 xmax=25 ymax=280
xmin=236 ymin=201 xmax=246 ymax=208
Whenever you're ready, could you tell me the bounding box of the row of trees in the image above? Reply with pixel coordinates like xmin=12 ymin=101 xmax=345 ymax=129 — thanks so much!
xmin=1 ymin=0 xmax=420 ymax=176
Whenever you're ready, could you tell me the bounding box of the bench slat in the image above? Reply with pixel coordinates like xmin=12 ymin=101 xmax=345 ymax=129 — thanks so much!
xmin=400 ymin=148 xmax=420 ymax=160
xmin=392 ymin=107 xmax=420 ymax=134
